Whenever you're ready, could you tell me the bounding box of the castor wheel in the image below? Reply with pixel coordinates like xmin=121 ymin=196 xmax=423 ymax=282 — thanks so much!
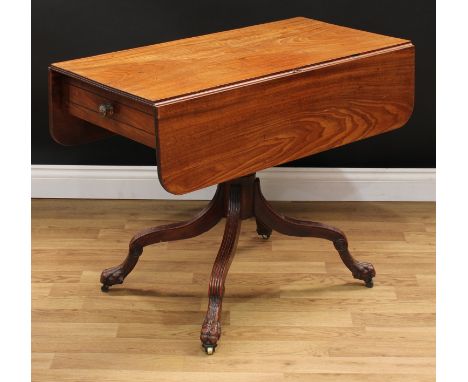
xmin=202 ymin=344 xmax=216 ymax=355
xmin=261 ymin=233 xmax=270 ymax=240
xmin=101 ymin=284 xmax=110 ymax=292
xmin=205 ymin=346 xmax=215 ymax=355
xmin=365 ymin=279 xmax=374 ymax=288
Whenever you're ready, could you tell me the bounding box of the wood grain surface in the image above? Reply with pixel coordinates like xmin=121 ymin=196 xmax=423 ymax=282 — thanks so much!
xmin=51 ymin=17 xmax=408 ymax=102
xmin=32 ymin=199 xmax=435 ymax=381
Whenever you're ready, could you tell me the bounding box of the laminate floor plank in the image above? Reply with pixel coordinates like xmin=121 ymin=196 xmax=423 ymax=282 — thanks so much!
xmin=32 ymin=199 xmax=435 ymax=381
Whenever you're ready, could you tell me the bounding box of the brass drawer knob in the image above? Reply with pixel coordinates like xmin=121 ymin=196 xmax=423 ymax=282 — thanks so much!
xmin=98 ymin=102 xmax=114 ymax=117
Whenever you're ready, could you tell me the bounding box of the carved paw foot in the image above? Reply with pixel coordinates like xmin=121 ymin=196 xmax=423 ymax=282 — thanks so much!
xmin=255 ymin=218 xmax=272 ymax=240
xmin=100 ymin=246 xmax=143 ymax=292
xmin=200 ymin=319 xmax=221 ymax=354
xmin=257 ymin=229 xmax=272 ymax=239
xmin=256 ymin=225 xmax=272 ymax=239
xmin=100 ymin=265 xmax=126 ymax=291
xmin=352 ymin=262 xmax=376 ymax=288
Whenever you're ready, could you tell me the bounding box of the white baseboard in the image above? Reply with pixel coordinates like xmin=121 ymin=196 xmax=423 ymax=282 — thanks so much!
xmin=31 ymin=165 xmax=435 ymax=201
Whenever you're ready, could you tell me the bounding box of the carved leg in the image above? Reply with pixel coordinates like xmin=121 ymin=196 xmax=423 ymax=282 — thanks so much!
xmin=253 ymin=179 xmax=375 ymax=287
xmin=100 ymin=185 xmax=225 ymax=291
xmin=200 ymin=185 xmax=241 ymax=354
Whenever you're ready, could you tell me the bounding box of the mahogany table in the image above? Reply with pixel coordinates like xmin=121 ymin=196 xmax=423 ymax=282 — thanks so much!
xmin=48 ymin=17 xmax=414 ymax=354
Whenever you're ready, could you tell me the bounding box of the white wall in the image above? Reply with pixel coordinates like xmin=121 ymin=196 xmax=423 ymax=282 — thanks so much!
xmin=31 ymin=166 xmax=435 ymax=201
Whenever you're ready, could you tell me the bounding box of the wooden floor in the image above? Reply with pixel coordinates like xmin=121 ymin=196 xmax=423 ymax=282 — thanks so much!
xmin=32 ymin=199 xmax=435 ymax=382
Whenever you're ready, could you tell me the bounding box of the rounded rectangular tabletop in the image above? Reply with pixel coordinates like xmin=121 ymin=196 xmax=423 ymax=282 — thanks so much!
xmin=50 ymin=17 xmax=414 ymax=194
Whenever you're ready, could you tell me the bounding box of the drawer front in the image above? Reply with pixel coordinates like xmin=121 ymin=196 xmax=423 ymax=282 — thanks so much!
xmin=64 ymin=78 xmax=156 ymax=148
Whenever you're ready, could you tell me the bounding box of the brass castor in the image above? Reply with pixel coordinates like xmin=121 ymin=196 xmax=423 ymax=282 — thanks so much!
xmin=101 ymin=284 xmax=110 ymax=292
xmin=202 ymin=344 xmax=216 ymax=355
xmin=365 ymin=279 xmax=374 ymax=288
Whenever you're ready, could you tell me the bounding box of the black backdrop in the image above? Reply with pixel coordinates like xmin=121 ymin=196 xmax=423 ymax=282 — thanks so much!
xmin=32 ymin=0 xmax=435 ymax=167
